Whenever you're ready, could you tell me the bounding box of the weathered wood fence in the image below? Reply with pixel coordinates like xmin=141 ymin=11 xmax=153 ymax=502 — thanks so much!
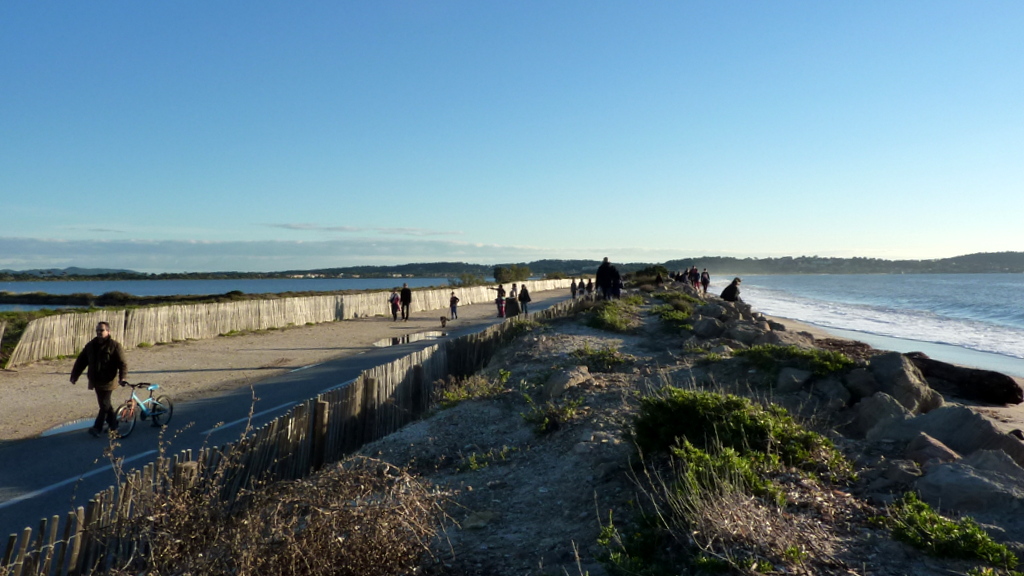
xmin=5 ymin=280 xmax=572 ymax=368
xmin=1 ymin=298 xmax=582 ymax=576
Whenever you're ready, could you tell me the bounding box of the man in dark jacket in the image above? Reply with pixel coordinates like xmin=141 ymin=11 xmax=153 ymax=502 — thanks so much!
xmin=720 ymin=277 xmax=742 ymax=302
xmin=595 ymin=257 xmax=616 ymax=300
xmin=70 ymin=321 xmax=128 ymax=437
xmin=400 ymin=283 xmax=413 ymax=321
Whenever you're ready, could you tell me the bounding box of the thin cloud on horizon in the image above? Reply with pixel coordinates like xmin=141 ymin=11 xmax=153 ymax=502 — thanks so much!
xmin=264 ymin=223 xmax=462 ymax=237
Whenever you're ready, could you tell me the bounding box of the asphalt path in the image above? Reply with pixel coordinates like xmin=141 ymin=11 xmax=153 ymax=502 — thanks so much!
xmin=0 ymin=293 xmax=572 ymax=540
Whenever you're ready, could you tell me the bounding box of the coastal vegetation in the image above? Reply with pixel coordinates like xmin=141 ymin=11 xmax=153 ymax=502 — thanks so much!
xmin=734 ymin=344 xmax=856 ymax=377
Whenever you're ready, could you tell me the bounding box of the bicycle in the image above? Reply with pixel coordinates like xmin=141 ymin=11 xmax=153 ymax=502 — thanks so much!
xmin=115 ymin=382 xmax=174 ymax=438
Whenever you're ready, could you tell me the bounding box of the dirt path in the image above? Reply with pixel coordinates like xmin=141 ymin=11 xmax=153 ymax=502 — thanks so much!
xmin=0 ymin=291 xmax=569 ymax=442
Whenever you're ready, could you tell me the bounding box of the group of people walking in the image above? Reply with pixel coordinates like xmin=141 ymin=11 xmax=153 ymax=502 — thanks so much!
xmin=676 ymin=266 xmax=711 ymax=295
xmin=489 ymin=283 xmax=532 ymax=318
xmin=388 ymin=282 xmax=533 ymax=322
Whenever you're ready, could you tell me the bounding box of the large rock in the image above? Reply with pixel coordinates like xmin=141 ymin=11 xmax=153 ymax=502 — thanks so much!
xmin=915 ymin=460 xmax=1024 ymax=515
xmin=849 ymin=392 xmax=911 ymax=437
xmin=694 ymin=303 xmax=727 ymax=320
xmin=692 ymin=317 xmax=726 ymax=339
xmin=753 ymin=330 xmax=815 ymax=349
xmin=725 ymin=321 xmax=767 ymax=345
xmin=812 ymin=377 xmax=851 ymax=411
xmin=868 ymin=352 xmax=944 ymax=414
xmin=905 ymin=432 xmax=960 ymax=465
xmin=544 ymin=366 xmax=590 ymax=399
xmin=776 ymin=367 xmax=812 ymax=393
xmin=906 ymin=352 xmax=1023 ymax=405
xmin=867 ymin=404 xmax=1024 ymax=468
xmin=843 ymin=368 xmax=879 ymax=400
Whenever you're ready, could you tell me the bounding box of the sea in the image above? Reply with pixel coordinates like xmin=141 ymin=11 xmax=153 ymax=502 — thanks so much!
xmin=728 ymin=273 xmax=1024 ymax=378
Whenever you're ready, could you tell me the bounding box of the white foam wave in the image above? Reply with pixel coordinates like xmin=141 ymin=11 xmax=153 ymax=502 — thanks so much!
xmin=743 ymin=285 xmax=1024 ymax=360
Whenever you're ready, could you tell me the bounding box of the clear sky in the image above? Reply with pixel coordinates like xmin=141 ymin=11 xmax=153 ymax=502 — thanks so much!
xmin=2 ymin=2 xmax=1022 ymax=273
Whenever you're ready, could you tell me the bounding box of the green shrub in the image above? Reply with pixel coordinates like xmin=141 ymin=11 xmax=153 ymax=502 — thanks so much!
xmin=571 ymin=343 xmax=629 ymax=372
xmin=632 ymin=388 xmax=850 ymax=479
xmin=586 ymin=300 xmax=634 ymax=333
xmin=651 ymin=304 xmax=691 ymax=330
xmin=885 ymin=492 xmax=1019 ymax=570
xmin=620 ymin=294 xmax=645 ymax=306
xmin=457 ymin=445 xmax=520 ymax=472
xmin=670 ymin=440 xmax=784 ymax=505
xmin=735 ymin=344 xmax=855 ymax=377
xmin=435 ymin=372 xmax=508 ymax=409
xmin=521 ymin=394 xmax=584 ymax=434
xmin=653 ymin=291 xmax=702 ymax=307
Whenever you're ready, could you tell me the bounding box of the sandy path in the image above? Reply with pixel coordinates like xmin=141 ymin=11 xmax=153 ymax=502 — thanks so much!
xmin=0 ymin=292 xmax=568 ymax=442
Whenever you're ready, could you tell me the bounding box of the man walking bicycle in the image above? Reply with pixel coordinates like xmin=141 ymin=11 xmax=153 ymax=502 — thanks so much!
xmin=70 ymin=321 xmax=128 ymax=437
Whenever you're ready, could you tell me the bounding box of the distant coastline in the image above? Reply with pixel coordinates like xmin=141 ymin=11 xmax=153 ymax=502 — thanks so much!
xmin=3 ymin=251 xmax=1024 ymax=282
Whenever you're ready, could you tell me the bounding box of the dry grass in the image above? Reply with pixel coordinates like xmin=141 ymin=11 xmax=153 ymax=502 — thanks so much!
xmin=101 ymin=455 xmax=446 ymax=576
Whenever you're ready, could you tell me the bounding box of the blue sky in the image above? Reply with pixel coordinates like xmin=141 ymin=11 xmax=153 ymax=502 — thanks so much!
xmin=2 ymin=2 xmax=1022 ymax=272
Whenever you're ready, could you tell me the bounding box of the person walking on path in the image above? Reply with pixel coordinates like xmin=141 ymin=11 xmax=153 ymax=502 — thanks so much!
xmin=388 ymin=288 xmax=401 ymax=321
xmin=400 ymin=283 xmax=413 ymax=321
xmin=491 ymin=284 xmax=507 ymax=317
xmin=596 ymin=257 xmax=617 ymax=300
xmin=449 ymin=291 xmax=460 ymax=319
xmin=70 ymin=321 xmax=128 ymax=437
xmin=721 ymin=277 xmax=742 ymax=302
xmin=700 ymin=269 xmax=710 ymax=295
xmin=518 ymin=284 xmax=532 ymax=314
xmin=570 ymin=279 xmax=578 ymax=299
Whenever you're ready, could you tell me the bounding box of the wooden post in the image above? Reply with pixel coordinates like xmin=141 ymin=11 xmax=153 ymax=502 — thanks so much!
xmin=66 ymin=507 xmax=84 ymax=576
xmin=362 ymin=377 xmax=377 ymax=443
xmin=412 ymin=364 xmax=425 ymax=418
xmin=10 ymin=527 xmax=30 ymax=576
xmin=312 ymin=400 xmax=329 ymax=472
xmin=39 ymin=515 xmax=60 ymax=576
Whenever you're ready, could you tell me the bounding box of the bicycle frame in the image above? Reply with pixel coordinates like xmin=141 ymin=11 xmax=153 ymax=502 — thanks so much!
xmin=122 ymin=383 xmax=162 ymax=418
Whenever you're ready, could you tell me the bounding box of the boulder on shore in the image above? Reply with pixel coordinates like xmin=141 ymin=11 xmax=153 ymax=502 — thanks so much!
xmin=867 ymin=352 xmax=943 ymax=414
xmin=905 ymin=351 xmax=1023 ymax=405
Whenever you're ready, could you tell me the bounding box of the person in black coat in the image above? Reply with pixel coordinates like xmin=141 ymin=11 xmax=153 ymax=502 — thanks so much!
xmin=70 ymin=321 xmax=128 ymax=437
xmin=518 ymin=285 xmax=532 ymax=314
xmin=400 ymin=283 xmax=413 ymax=321
xmin=720 ymin=277 xmax=742 ymax=302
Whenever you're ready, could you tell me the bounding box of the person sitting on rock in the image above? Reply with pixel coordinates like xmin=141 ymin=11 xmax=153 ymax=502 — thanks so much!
xmin=721 ymin=277 xmax=742 ymax=302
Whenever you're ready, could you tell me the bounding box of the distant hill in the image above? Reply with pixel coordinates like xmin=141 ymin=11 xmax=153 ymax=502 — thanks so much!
xmin=1 ymin=252 xmax=1022 ymax=282
xmin=0 ymin=267 xmax=138 ymax=277
xmin=663 ymin=251 xmax=1024 ymax=275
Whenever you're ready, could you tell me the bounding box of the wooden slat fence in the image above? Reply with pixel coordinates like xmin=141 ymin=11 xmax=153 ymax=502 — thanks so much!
xmin=6 ymin=312 xmax=127 ymax=369
xmin=1 ymin=297 xmax=582 ymax=576
xmin=5 ymin=281 xmax=572 ymax=369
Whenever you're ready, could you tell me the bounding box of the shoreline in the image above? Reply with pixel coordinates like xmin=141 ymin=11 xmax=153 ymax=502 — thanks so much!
xmin=769 ymin=312 xmax=1024 ymax=391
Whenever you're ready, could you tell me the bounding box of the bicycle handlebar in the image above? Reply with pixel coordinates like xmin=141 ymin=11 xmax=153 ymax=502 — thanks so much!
xmin=120 ymin=382 xmax=153 ymax=388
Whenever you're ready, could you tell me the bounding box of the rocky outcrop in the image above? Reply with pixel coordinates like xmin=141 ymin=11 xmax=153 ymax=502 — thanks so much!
xmin=904 ymin=432 xmax=960 ymax=465
xmin=867 ymin=404 xmax=1024 ymax=468
xmin=914 ymin=451 xmax=1024 ymax=514
xmin=543 ymin=366 xmax=590 ymax=399
xmin=906 ymin=351 xmax=1023 ymax=405
xmin=867 ymin=352 xmax=944 ymax=414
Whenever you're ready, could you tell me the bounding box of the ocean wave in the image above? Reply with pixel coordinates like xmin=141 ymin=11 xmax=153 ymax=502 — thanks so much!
xmin=743 ymin=285 xmax=1024 ymax=360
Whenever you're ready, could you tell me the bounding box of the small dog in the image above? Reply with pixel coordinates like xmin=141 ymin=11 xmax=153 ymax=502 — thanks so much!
xmin=440 ymin=316 xmax=448 ymax=328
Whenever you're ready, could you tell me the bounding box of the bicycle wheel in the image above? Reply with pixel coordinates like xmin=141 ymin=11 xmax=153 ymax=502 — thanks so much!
xmin=115 ymin=402 xmax=137 ymax=438
xmin=150 ymin=395 xmax=174 ymax=427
